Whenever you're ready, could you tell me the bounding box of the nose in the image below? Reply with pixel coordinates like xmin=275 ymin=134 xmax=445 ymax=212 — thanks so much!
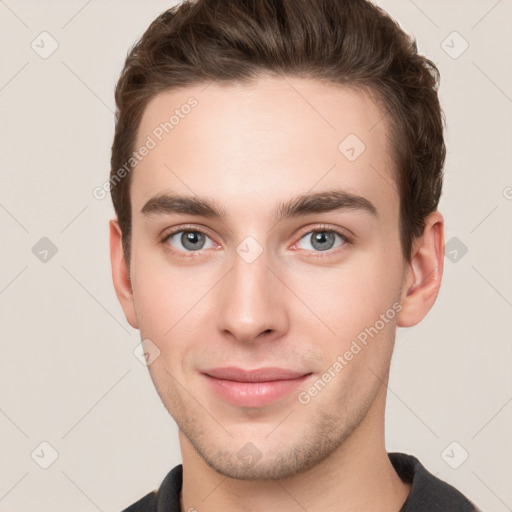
xmin=215 ymin=247 xmax=290 ymax=344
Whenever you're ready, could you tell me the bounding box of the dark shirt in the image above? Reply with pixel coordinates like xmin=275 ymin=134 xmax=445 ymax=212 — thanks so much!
xmin=122 ymin=452 xmax=479 ymax=511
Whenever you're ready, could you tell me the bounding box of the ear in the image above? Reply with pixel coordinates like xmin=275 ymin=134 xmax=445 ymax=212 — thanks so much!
xmin=396 ymin=211 xmax=444 ymax=327
xmin=109 ymin=219 xmax=138 ymax=329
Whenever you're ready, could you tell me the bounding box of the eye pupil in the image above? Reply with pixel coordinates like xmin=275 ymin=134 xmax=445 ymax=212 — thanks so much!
xmin=311 ymin=231 xmax=335 ymax=251
xmin=181 ymin=231 xmax=205 ymax=250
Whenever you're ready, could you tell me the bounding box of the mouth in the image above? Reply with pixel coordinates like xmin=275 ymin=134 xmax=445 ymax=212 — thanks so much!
xmin=202 ymin=366 xmax=313 ymax=407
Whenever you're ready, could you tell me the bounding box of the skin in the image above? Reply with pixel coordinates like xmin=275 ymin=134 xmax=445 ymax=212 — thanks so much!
xmin=110 ymin=75 xmax=444 ymax=511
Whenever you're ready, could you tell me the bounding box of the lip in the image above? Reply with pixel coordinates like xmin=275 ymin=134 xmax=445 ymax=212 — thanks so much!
xmin=202 ymin=367 xmax=313 ymax=407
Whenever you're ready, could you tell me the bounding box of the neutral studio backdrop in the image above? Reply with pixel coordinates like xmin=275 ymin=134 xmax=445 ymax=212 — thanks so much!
xmin=1 ymin=1 xmax=511 ymax=510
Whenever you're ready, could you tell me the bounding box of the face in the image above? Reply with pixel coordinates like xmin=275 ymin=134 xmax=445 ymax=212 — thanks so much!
xmin=114 ymin=76 xmax=414 ymax=480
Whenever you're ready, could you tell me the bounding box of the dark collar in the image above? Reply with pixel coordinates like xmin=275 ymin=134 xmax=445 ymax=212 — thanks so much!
xmin=388 ymin=452 xmax=478 ymax=512
xmin=124 ymin=452 xmax=479 ymax=511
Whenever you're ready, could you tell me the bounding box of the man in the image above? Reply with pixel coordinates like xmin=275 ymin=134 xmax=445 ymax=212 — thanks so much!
xmin=109 ymin=0 xmax=480 ymax=510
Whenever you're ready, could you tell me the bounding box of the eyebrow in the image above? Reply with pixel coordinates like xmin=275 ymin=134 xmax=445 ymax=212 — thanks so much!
xmin=141 ymin=189 xmax=378 ymax=221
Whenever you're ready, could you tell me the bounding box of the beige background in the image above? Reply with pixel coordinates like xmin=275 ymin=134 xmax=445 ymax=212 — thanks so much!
xmin=1 ymin=1 xmax=511 ymax=510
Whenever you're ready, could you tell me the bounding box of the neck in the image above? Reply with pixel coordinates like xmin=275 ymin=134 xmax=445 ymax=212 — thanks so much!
xmin=179 ymin=385 xmax=410 ymax=512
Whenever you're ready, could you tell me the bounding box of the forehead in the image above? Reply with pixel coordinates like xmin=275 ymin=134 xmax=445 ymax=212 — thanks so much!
xmin=131 ymin=76 xmax=398 ymax=220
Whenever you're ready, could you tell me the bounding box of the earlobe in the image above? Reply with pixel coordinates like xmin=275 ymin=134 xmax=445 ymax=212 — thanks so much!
xmin=109 ymin=219 xmax=139 ymax=329
xmin=396 ymin=211 xmax=445 ymax=328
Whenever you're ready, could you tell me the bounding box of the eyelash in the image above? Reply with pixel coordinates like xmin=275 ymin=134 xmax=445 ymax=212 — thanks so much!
xmin=160 ymin=224 xmax=352 ymax=258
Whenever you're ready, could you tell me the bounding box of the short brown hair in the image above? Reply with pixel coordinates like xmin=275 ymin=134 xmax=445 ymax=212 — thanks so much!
xmin=110 ymin=0 xmax=445 ymax=263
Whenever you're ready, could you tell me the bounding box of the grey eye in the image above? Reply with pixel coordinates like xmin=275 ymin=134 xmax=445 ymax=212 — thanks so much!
xmin=297 ymin=231 xmax=345 ymax=252
xmin=181 ymin=231 xmax=206 ymax=250
xmin=166 ymin=230 xmax=214 ymax=252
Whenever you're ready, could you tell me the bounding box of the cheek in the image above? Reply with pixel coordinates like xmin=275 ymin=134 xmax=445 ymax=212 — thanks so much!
xmin=129 ymin=252 xmax=217 ymax=359
xmin=293 ymin=267 xmax=399 ymax=408
xmin=290 ymin=251 xmax=403 ymax=340
xmin=131 ymin=276 xmax=169 ymax=337
xmin=129 ymin=253 xmax=179 ymax=345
